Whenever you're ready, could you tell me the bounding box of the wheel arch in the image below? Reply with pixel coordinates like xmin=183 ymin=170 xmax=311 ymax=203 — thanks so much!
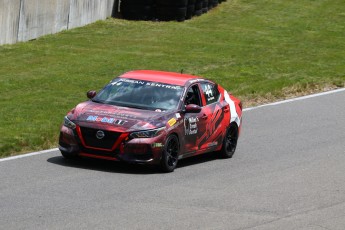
xmin=167 ymin=132 xmax=181 ymax=150
xmin=230 ymin=121 xmax=239 ymax=131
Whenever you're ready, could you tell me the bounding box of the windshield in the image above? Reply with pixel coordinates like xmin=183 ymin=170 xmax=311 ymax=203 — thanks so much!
xmin=93 ymin=78 xmax=184 ymax=111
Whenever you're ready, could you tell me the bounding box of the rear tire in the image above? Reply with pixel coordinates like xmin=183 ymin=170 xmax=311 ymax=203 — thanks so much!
xmin=160 ymin=135 xmax=179 ymax=172
xmin=219 ymin=123 xmax=238 ymax=158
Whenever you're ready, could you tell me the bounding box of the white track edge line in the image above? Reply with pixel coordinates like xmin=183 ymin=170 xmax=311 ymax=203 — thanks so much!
xmin=1 ymin=88 xmax=344 ymax=162
xmin=243 ymin=88 xmax=345 ymax=112
xmin=0 ymin=148 xmax=59 ymax=162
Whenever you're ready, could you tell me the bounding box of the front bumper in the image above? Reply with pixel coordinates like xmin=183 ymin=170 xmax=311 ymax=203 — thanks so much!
xmin=58 ymin=125 xmax=165 ymax=164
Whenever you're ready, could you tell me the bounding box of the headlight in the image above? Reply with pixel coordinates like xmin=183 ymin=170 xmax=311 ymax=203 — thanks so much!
xmin=64 ymin=116 xmax=76 ymax=129
xmin=130 ymin=127 xmax=165 ymax=139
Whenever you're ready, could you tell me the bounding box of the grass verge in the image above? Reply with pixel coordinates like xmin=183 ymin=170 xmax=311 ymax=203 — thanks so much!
xmin=0 ymin=0 xmax=344 ymax=157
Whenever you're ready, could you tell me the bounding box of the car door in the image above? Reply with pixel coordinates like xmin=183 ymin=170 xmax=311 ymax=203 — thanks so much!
xmin=196 ymin=81 xmax=225 ymax=151
xmin=183 ymin=84 xmax=208 ymax=154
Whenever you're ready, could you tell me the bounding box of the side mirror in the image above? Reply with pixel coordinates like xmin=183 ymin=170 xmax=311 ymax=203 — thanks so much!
xmin=184 ymin=104 xmax=201 ymax=113
xmin=87 ymin=90 xmax=97 ymax=99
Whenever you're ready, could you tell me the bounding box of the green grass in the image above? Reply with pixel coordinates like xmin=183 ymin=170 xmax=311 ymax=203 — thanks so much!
xmin=0 ymin=0 xmax=344 ymax=157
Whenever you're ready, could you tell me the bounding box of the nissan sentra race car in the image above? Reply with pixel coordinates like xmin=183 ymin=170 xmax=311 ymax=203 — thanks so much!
xmin=59 ymin=70 xmax=242 ymax=172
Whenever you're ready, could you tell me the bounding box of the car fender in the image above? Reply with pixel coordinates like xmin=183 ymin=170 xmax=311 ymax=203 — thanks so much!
xmin=224 ymin=90 xmax=241 ymax=128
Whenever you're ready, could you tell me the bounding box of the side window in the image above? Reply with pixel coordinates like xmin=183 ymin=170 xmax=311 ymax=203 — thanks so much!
xmin=184 ymin=84 xmax=202 ymax=106
xmin=201 ymin=82 xmax=220 ymax=105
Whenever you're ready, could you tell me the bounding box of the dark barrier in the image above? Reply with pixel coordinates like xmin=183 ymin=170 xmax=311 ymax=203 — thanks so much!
xmin=118 ymin=0 xmax=228 ymax=22
xmin=0 ymin=0 xmax=226 ymax=45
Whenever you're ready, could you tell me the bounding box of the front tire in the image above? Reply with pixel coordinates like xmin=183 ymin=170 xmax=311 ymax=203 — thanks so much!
xmin=219 ymin=123 xmax=238 ymax=158
xmin=160 ymin=135 xmax=179 ymax=172
xmin=61 ymin=151 xmax=78 ymax=159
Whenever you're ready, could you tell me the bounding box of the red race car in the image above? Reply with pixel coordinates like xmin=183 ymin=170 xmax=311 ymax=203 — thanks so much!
xmin=59 ymin=70 xmax=242 ymax=172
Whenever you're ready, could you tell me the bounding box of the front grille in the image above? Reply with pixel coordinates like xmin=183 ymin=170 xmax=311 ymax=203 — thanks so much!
xmin=80 ymin=146 xmax=119 ymax=157
xmin=79 ymin=127 xmax=121 ymax=150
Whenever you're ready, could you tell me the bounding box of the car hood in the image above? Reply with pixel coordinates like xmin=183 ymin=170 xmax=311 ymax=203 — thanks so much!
xmin=70 ymin=101 xmax=176 ymax=132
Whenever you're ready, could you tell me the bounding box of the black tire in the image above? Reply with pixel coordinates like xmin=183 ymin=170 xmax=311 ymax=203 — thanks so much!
xmin=210 ymin=0 xmax=218 ymax=7
xmin=160 ymin=135 xmax=180 ymax=173
xmin=186 ymin=4 xmax=195 ymax=19
xmin=156 ymin=6 xmax=187 ymax=21
xmin=195 ymin=0 xmax=203 ymax=10
xmin=214 ymin=0 xmax=219 ymax=6
xmin=61 ymin=151 xmax=78 ymax=159
xmin=195 ymin=9 xmax=202 ymax=16
xmin=121 ymin=5 xmax=154 ymax=20
xmin=156 ymin=0 xmax=188 ymax=7
xmin=202 ymin=0 xmax=208 ymax=13
xmin=219 ymin=123 xmax=238 ymax=158
xmin=208 ymin=0 xmax=214 ymax=9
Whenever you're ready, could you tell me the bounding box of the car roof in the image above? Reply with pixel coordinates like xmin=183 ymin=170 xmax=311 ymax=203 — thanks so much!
xmin=120 ymin=70 xmax=203 ymax=86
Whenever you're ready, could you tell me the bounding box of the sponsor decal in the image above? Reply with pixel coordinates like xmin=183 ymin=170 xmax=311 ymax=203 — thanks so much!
xmin=175 ymin=113 xmax=181 ymax=119
xmin=86 ymin=110 xmax=118 ymax=115
xmin=168 ymin=118 xmax=177 ymax=127
xmin=204 ymin=84 xmax=215 ymax=101
xmin=86 ymin=110 xmax=138 ymax=119
xmin=86 ymin=115 xmax=127 ymax=125
xmin=152 ymin=143 xmax=164 ymax=148
xmin=118 ymin=79 xmax=146 ymax=85
xmin=189 ymin=79 xmax=203 ymax=84
xmin=114 ymin=119 xmax=127 ymax=125
xmin=145 ymin=82 xmax=182 ymax=90
xmin=111 ymin=82 xmax=123 ymax=86
xmin=184 ymin=117 xmax=199 ymax=135
xmin=115 ymin=78 xmax=182 ymax=90
xmin=113 ymin=113 xmax=137 ymax=119
xmin=167 ymin=119 xmax=183 ymax=132
xmin=207 ymin=142 xmax=218 ymax=147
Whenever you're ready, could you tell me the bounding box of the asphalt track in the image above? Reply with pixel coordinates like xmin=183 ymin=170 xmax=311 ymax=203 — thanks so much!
xmin=1 ymin=89 xmax=344 ymax=230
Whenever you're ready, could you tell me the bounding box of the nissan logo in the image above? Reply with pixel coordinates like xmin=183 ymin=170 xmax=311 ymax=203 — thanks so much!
xmin=96 ymin=130 xmax=105 ymax=139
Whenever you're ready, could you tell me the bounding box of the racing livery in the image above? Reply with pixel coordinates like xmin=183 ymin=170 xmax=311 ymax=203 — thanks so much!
xmin=59 ymin=70 xmax=242 ymax=172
